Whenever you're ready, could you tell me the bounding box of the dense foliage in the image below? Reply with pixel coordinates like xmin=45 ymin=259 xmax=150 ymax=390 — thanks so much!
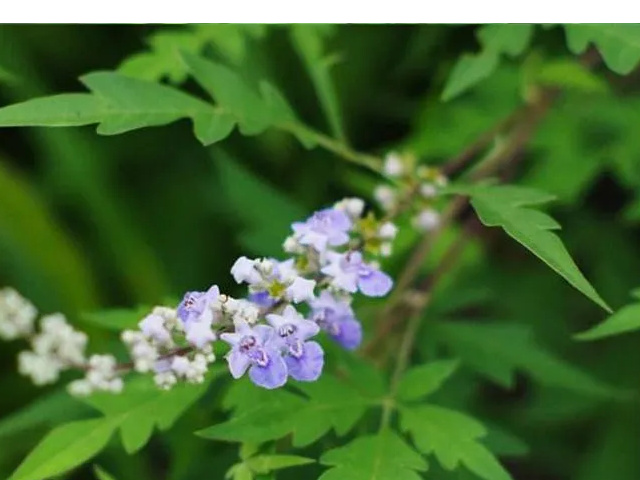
xmin=0 ymin=23 xmax=639 ymax=480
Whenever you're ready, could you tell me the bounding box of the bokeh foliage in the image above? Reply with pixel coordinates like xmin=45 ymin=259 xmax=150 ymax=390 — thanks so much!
xmin=0 ymin=23 xmax=639 ymax=480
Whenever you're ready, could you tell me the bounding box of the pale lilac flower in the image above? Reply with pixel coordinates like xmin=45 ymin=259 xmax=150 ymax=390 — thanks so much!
xmin=231 ymin=257 xmax=262 ymax=285
xmin=139 ymin=313 xmax=171 ymax=344
xmin=176 ymin=285 xmax=220 ymax=325
xmin=220 ymin=320 xmax=287 ymax=389
xmin=286 ymin=277 xmax=316 ymax=303
xmin=310 ymin=291 xmax=362 ymax=350
xmin=266 ymin=306 xmax=323 ymax=382
xmin=291 ymin=208 xmax=352 ymax=252
xmin=321 ymin=251 xmax=393 ymax=297
xmin=185 ymin=321 xmax=216 ymax=349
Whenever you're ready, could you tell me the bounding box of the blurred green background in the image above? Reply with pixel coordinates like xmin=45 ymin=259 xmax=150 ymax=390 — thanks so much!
xmin=0 ymin=24 xmax=639 ymax=480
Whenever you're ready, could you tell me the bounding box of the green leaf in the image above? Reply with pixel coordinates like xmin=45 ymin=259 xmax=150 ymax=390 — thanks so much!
xmin=290 ymin=25 xmax=345 ymax=140
xmin=181 ymin=53 xmax=313 ymax=147
xmin=83 ymin=372 xmax=218 ymax=454
xmin=0 ymin=390 xmax=92 ymax=441
xmin=450 ymin=184 xmax=610 ymax=311
xmin=564 ymin=24 xmax=640 ymax=75
xmin=319 ymin=431 xmax=428 ymax=480
xmin=575 ymin=303 xmax=640 ymax=341
xmin=226 ymin=463 xmax=254 ymax=480
xmin=397 ymin=359 xmax=460 ymax=402
xmin=198 ymin=374 xmax=372 ymax=447
xmin=94 ymin=465 xmax=118 ymax=480
xmin=9 ymin=418 xmax=120 ymax=480
xmin=81 ymin=306 xmax=150 ymax=331
xmin=246 ymin=454 xmax=314 ymax=473
xmin=433 ymin=321 xmax=620 ymax=398
xmin=442 ymin=24 xmax=533 ymax=101
xmin=400 ymin=405 xmax=512 ymax=480
xmin=535 ymin=59 xmax=608 ymax=92
xmin=0 ymin=72 xmax=232 ymax=145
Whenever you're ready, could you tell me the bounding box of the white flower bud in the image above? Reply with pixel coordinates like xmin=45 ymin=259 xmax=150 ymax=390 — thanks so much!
xmin=383 ymin=152 xmax=404 ymax=177
xmin=334 ymin=197 xmax=365 ymax=219
xmin=374 ymin=185 xmax=396 ymax=212
xmin=413 ymin=209 xmax=440 ymax=232
xmin=378 ymin=222 xmax=398 ymax=240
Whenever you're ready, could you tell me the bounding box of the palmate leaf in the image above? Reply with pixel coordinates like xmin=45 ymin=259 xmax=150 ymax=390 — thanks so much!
xmin=449 ymin=184 xmax=610 ymax=311
xmin=563 ymin=24 xmax=640 ymax=75
xmin=400 ymin=406 xmax=512 ymax=480
xmin=319 ymin=431 xmax=428 ymax=480
xmin=433 ymin=321 xmax=621 ymax=398
xmin=0 ymin=72 xmax=234 ymax=145
xmin=442 ymin=24 xmax=534 ymax=101
xmin=575 ymin=302 xmax=640 ymax=341
xmin=83 ymin=371 xmax=221 ymax=454
xmin=197 ymin=374 xmax=374 ymax=447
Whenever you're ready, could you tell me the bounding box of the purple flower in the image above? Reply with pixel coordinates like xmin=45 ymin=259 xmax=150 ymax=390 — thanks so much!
xmin=266 ymin=305 xmax=323 ymax=382
xmin=310 ymin=291 xmax=363 ymax=350
xmin=321 ymin=251 xmax=393 ymax=297
xmin=292 ymin=208 xmax=353 ymax=252
xmin=220 ymin=320 xmax=287 ymax=389
xmin=177 ymin=285 xmax=220 ymax=326
xmin=247 ymin=291 xmax=277 ymax=308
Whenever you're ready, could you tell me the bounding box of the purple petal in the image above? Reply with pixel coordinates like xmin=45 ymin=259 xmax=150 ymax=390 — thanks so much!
xmin=358 ymin=270 xmax=393 ymax=297
xmin=285 ymin=341 xmax=324 ymax=382
xmin=249 ymin=353 xmax=288 ymax=389
xmin=227 ymin=350 xmax=251 ymax=379
xmin=331 ymin=318 xmax=363 ymax=350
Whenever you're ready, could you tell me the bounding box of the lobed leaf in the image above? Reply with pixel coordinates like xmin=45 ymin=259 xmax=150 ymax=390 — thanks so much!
xmin=401 ymin=405 xmax=512 ymax=480
xmin=575 ymin=302 xmax=640 ymax=341
xmin=397 ymin=359 xmax=460 ymax=402
xmin=564 ymin=24 xmax=640 ymax=75
xmin=449 ymin=184 xmax=610 ymax=311
xmin=319 ymin=431 xmax=428 ymax=480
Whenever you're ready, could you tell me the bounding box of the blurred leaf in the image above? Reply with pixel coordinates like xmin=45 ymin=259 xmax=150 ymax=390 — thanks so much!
xmin=83 ymin=371 xmax=220 ymax=454
xmin=433 ymin=321 xmax=621 ymax=398
xmin=0 ymin=72 xmax=233 ymax=146
xmin=564 ymin=24 xmax=640 ymax=74
xmin=482 ymin=424 xmax=529 ymax=458
xmin=94 ymin=465 xmax=118 ymax=480
xmin=290 ymin=24 xmax=345 ymax=140
xmin=0 ymin=390 xmax=91 ymax=441
xmin=212 ymin=149 xmax=306 ymax=255
xmin=8 ymin=418 xmax=120 ymax=480
xmin=81 ymin=306 xmax=150 ymax=332
xmin=450 ymin=184 xmax=610 ymax=311
xmin=319 ymin=431 xmax=428 ymax=480
xmin=534 ymin=59 xmax=608 ymax=92
xmin=397 ymin=359 xmax=460 ymax=402
xmin=400 ymin=405 xmax=512 ymax=480
xmin=246 ymin=454 xmax=314 ymax=473
xmin=575 ymin=302 xmax=640 ymax=341
xmin=0 ymin=156 xmax=99 ymax=312
xmin=442 ymin=24 xmax=533 ymax=101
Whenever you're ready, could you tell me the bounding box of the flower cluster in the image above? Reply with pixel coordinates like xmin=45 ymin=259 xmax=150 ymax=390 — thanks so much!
xmin=0 ymin=194 xmax=398 ymax=394
xmin=374 ymin=152 xmax=449 ymax=232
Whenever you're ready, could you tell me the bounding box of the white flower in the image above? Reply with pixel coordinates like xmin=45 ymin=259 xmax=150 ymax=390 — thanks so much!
xmin=383 ymin=152 xmax=404 ymax=177
xmin=419 ymin=183 xmax=438 ymax=198
xmin=0 ymin=288 xmax=37 ymax=340
xmin=230 ymin=257 xmax=260 ymax=284
xmin=413 ymin=209 xmax=440 ymax=231
xmin=378 ymin=222 xmax=398 ymax=240
xmin=139 ymin=313 xmax=172 ymax=345
xmin=374 ymin=185 xmax=396 ymax=212
xmin=185 ymin=322 xmax=216 ymax=349
xmin=283 ymin=236 xmax=304 ymax=254
xmin=154 ymin=371 xmax=177 ymax=390
xmin=68 ymin=379 xmax=92 ymax=397
xmin=334 ymin=197 xmax=365 ymax=219
xmin=18 ymin=351 xmax=61 ymax=385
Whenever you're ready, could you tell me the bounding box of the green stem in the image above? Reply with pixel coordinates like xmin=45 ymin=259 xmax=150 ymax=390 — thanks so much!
xmin=282 ymin=123 xmax=382 ymax=174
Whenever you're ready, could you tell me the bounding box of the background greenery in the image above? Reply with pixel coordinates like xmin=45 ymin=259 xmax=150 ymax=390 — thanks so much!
xmin=0 ymin=23 xmax=639 ymax=480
